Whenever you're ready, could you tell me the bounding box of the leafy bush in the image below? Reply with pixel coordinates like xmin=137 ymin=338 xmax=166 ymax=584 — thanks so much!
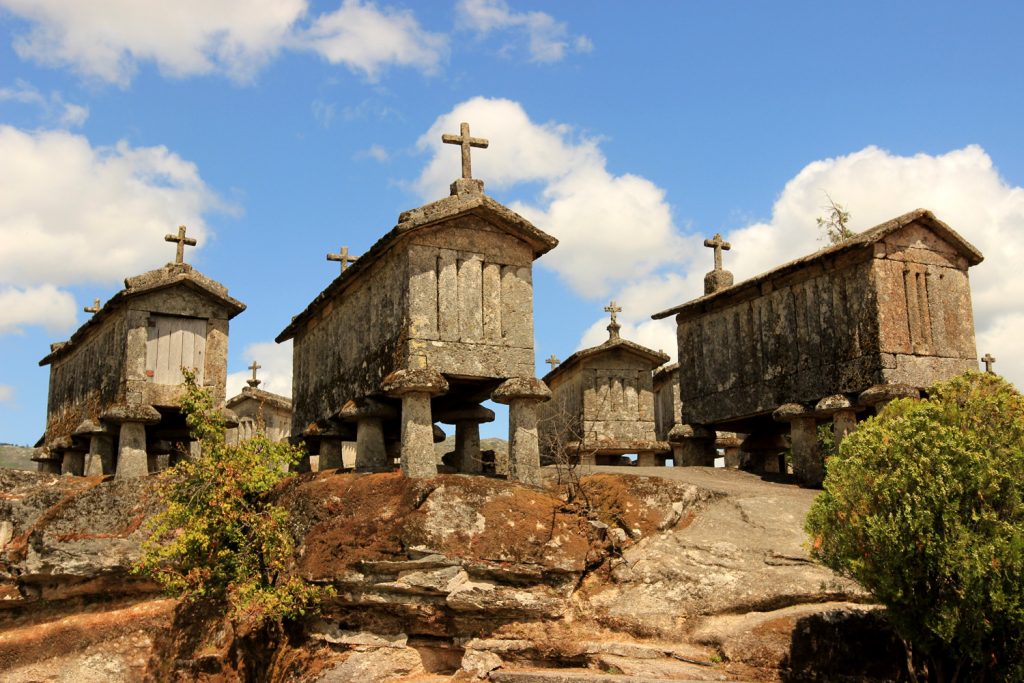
xmin=135 ymin=372 xmax=329 ymax=628
xmin=806 ymin=372 xmax=1024 ymax=682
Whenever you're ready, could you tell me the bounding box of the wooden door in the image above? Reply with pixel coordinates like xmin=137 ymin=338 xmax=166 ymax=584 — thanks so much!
xmin=146 ymin=315 xmax=207 ymax=385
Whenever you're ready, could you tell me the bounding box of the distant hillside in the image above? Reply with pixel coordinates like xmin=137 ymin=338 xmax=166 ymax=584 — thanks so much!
xmin=0 ymin=444 xmax=35 ymax=471
xmin=435 ymin=436 xmax=509 ymax=461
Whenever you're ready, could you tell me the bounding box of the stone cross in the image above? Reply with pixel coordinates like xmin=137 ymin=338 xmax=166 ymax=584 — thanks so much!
xmin=327 ymin=246 xmax=358 ymax=273
xmin=604 ymin=300 xmax=622 ymax=340
xmin=164 ymin=225 xmax=197 ymax=264
xmin=442 ymin=122 xmax=489 ymax=180
xmin=703 ymin=233 xmax=731 ymax=271
xmin=247 ymin=360 xmax=262 ymax=388
xmin=83 ymin=298 xmax=101 ymax=314
xmin=982 ymin=353 xmax=996 ymax=374
xmin=545 ymin=354 xmax=560 ymax=370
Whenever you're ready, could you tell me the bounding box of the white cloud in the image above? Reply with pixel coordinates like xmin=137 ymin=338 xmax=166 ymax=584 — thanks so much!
xmin=414 ymin=97 xmax=685 ymax=296
xmin=226 ymin=340 xmax=293 ymax=398
xmin=678 ymin=144 xmax=1024 ymax=389
xmin=0 ymin=80 xmax=88 ymax=127
xmin=0 ymin=385 xmax=13 ymax=403
xmin=456 ymin=0 xmax=591 ymax=63
xmin=358 ymin=144 xmax=390 ymax=162
xmin=0 ymin=0 xmax=445 ymax=86
xmin=299 ymin=0 xmax=447 ymax=80
xmin=0 ymin=125 xmax=226 ymax=289
xmin=0 ymin=284 xmax=76 ymax=335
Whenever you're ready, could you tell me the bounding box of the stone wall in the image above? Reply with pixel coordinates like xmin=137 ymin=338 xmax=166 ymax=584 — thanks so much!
xmin=406 ymin=218 xmax=536 ymax=379
xmin=652 ymin=365 xmax=680 ymax=442
xmin=582 ymin=352 xmax=657 ymax=446
xmin=45 ymin=313 xmax=128 ymax=443
xmin=676 ymin=222 xmax=979 ymax=429
xmin=292 ymin=245 xmax=409 ymax=430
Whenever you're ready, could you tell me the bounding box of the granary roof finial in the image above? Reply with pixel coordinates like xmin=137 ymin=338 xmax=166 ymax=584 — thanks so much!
xmin=442 ymin=121 xmax=488 ymax=196
xmin=982 ymin=352 xmax=996 ymax=374
xmin=702 ymin=232 xmax=734 ymax=295
xmin=83 ymin=298 xmax=101 ymax=314
xmin=247 ymin=360 xmax=262 ymax=388
xmin=327 ymin=246 xmax=358 ymax=273
xmin=545 ymin=354 xmax=561 ymax=370
xmin=604 ymin=300 xmax=622 ymax=340
xmin=164 ymin=225 xmax=197 ymax=265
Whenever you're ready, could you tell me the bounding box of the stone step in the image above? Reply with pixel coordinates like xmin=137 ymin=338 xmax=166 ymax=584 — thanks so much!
xmin=490 ymin=670 xmax=750 ymax=683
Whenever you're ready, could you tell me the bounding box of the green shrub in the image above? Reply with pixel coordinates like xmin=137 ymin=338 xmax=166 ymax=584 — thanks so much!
xmin=135 ymin=372 xmax=330 ymax=629
xmin=806 ymin=372 xmax=1024 ymax=682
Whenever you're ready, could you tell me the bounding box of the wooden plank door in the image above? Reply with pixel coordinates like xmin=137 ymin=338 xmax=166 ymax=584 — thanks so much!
xmin=146 ymin=315 xmax=207 ymax=385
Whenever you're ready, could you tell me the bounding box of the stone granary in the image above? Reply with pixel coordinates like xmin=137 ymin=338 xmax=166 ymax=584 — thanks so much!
xmin=276 ymin=123 xmax=558 ymax=484
xmin=34 ymin=227 xmax=245 ymax=478
xmin=225 ymin=361 xmax=293 ymax=444
xmin=652 ymin=363 xmax=744 ymax=467
xmin=652 ymin=209 xmax=983 ymax=485
xmin=538 ymin=302 xmax=669 ymax=467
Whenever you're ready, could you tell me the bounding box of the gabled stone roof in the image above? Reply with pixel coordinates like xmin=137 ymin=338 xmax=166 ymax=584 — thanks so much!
xmin=542 ymin=337 xmax=670 ymax=385
xmin=652 ymin=208 xmax=984 ymax=321
xmin=276 ymin=189 xmax=558 ymax=343
xmin=225 ymin=386 xmax=292 ymax=412
xmin=40 ymin=262 xmax=246 ymax=366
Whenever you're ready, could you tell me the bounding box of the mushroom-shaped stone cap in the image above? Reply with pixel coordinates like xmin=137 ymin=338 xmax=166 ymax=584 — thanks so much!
xmin=301 ymin=421 xmax=352 ymax=440
xmin=72 ymin=419 xmax=108 ymax=436
xmin=772 ymin=402 xmax=813 ymax=422
xmin=858 ymin=383 xmax=920 ymax=407
xmin=102 ymin=403 xmax=162 ymax=425
xmin=218 ymin=406 xmax=240 ymax=428
xmin=740 ymin=433 xmax=790 ymax=450
xmin=433 ymin=424 xmax=447 ymax=443
xmin=667 ymin=423 xmax=714 ymax=442
xmin=715 ymin=432 xmax=743 ymax=448
xmin=381 ymin=368 xmax=449 ymax=397
xmin=338 ymin=398 xmax=398 ymax=421
xmin=434 ymin=404 xmax=496 ymax=425
xmin=491 ymin=377 xmax=551 ymax=404
xmin=814 ymin=394 xmax=857 ymax=418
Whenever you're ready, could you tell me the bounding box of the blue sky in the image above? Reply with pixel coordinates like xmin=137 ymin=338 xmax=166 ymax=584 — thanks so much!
xmin=2 ymin=1 xmax=1023 ymax=445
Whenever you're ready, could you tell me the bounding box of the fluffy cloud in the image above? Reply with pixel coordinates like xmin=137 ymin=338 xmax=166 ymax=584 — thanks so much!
xmin=226 ymin=340 xmax=293 ymax=399
xmin=0 ymin=125 xmax=225 ymax=334
xmin=456 ymin=0 xmax=591 ymax=63
xmin=0 ymin=0 xmax=446 ymax=86
xmin=664 ymin=145 xmax=1024 ymax=386
xmin=414 ymin=97 xmax=685 ymax=295
xmin=0 ymin=284 xmax=76 ymax=335
xmin=299 ymin=0 xmax=447 ymax=80
xmin=0 ymin=80 xmax=88 ymax=127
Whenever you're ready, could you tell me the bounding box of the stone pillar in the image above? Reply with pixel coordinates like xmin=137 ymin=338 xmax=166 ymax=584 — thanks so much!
xmin=319 ymin=438 xmax=344 ymax=470
xmin=492 ymin=377 xmax=552 ymax=487
xmin=858 ymin=384 xmax=920 ymax=415
xmin=669 ymin=424 xmax=717 ymax=466
xmin=382 ymin=369 xmax=449 ymax=479
xmin=815 ymin=395 xmax=862 ymax=450
xmin=338 ymin=399 xmax=394 ymax=471
xmin=61 ymin=447 xmax=86 ymax=476
xmin=436 ymin=405 xmax=495 ymax=474
xmin=774 ymin=403 xmax=821 ymax=486
xmin=739 ymin=433 xmax=789 ymax=474
xmin=102 ymin=404 xmax=161 ymax=479
xmin=86 ymin=433 xmax=114 ymax=476
xmin=636 ymin=451 xmax=658 ymax=467
xmin=579 ymin=452 xmax=596 ymax=468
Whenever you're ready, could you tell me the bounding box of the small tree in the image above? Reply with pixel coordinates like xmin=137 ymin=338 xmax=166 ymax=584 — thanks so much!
xmin=806 ymin=372 xmax=1024 ymax=682
xmin=135 ymin=371 xmax=328 ymax=630
xmin=816 ymin=192 xmax=855 ymax=244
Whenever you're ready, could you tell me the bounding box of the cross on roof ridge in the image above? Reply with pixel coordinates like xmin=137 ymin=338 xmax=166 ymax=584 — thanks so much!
xmin=83 ymin=298 xmax=101 ymax=314
xmin=703 ymin=232 xmax=731 ymax=271
xmin=164 ymin=225 xmax=197 ymax=264
xmin=442 ymin=122 xmax=489 ymax=180
xmin=982 ymin=352 xmax=996 ymax=374
xmin=247 ymin=360 xmax=262 ymax=388
xmin=604 ymin=300 xmax=622 ymax=340
xmin=327 ymin=246 xmax=359 ymax=273
xmin=545 ymin=354 xmax=561 ymax=370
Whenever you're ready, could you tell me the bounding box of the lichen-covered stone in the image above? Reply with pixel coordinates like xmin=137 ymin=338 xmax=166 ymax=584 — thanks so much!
xmin=491 ymin=377 xmax=551 ymax=403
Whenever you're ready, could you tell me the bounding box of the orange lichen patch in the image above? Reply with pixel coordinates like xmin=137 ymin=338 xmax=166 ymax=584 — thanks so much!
xmin=582 ymin=473 xmax=708 ymax=537
xmin=54 ymin=511 xmax=147 ymax=543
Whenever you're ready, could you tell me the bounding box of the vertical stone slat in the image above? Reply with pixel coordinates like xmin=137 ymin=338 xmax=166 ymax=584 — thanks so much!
xmin=458 ymin=254 xmax=483 ymax=341
xmin=482 ymin=261 xmax=502 ymax=341
xmin=437 ymin=249 xmax=459 ymax=342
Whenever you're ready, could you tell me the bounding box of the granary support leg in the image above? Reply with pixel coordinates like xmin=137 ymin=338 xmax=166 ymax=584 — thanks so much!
xmin=815 ymin=394 xmax=863 ymax=458
xmin=103 ymin=404 xmax=161 ymax=479
xmin=774 ymin=404 xmax=822 ymax=486
xmin=319 ymin=438 xmax=343 ymax=470
xmin=339 ymin=398 xmax=398 ymax=472
xmin=859 ymin=384 xmax=920 ymax=415
xmin=382 ymin=369 xmax=449 ymax=479
xmin=492 ymin=378 xmax=552 ymax=487
xmin=85 ymin=433 xmax=114 ymax=476
xmin=636 ymin=451 xmax=658 ymax=467
xmin=61 ymin=447 xmax=86 ymax=476
xmin=669 ymin=424 xmax=717 ymax=466
xmin=436 ymin=405 xmax=495 ymax=475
